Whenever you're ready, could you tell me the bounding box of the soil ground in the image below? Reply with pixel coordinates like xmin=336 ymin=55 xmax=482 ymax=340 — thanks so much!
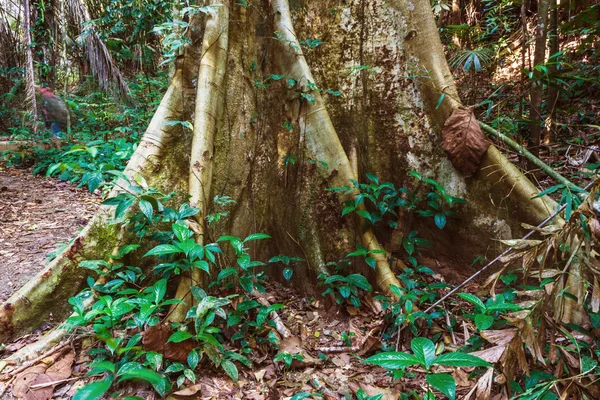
xmin=0 ymin=165 xmax=100 ymax=302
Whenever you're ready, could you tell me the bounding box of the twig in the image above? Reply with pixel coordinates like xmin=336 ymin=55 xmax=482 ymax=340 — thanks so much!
xmin=30 ymin=376 xmax=79 ymax=390
xmin=1 ymin=333 xmax=82 ymax=378
xmin=424 ymin=179 xmax=596 ymax=314
xmin=311 ymin=376 xmax=341 ymax=399
xmin=0 ymin=376 xmax=15 ymax=397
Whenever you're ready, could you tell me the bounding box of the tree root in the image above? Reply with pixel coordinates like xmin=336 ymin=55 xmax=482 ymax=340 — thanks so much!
xmin=168 ymin=0 xmax=230 ymax=323
xmin=271 ymin=0 xmax=405 ymax=297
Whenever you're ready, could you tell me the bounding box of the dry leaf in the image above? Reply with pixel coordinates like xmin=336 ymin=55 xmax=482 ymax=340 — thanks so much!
xmin=13 ymin=365 xmax=51 ymax=400
xmin=173 ymin=383 xmax=203 ymax=396
xmin=453 ymin=368 xmax=470 ymax=387
xmin=480 ymin=329 xmax=517 ymax=346
xmin=441 ymin=108 xmax=491 ymax=176
xmin=471 ymin=345 xmax=506 ymax=363
xmin=46 ymin=351 xmax=74 ymax=380
xmin=142 ymin=324 xmax=196 ymax=362
xmin=475 ymin=368 xmax=494 ymax=400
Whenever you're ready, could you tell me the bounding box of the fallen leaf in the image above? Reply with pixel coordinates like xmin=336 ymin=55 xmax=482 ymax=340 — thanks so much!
xmin=441 ymin=108 xmax=491 ymax=176
xmin=254 ymin=368 xmax=267 ymax=383
xmin=453 ymin=368 xmax=470 ymax=387
xmin=46 ymin=351 xmax=74 ymax=380
xmin=13 ymin=365 xmax=52 ymax=400
xmin=471 ymin=345 xmax=506 ymax=363
xmin=173 ymin=383 xmax=203 ymax=396
xmin=480 ymin=329 xmax=517 ymax=346
xmin=475 ymin=368 xmax=494 ymax=400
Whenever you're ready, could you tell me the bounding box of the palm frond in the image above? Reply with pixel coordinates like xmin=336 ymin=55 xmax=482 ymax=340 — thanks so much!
xmin=65 ymin=0 xmax=130 ymax=95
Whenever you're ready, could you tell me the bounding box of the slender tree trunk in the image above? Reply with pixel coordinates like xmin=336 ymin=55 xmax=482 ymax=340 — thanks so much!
xmin=60 ymin=0 xmax=70 ymax=136
xmin=545 ymin=0 xmax=559 ymax=144
xmin=22 ymin=0 xmax=38 ymax=131
xmin=527 ymin=0 xmax=550 ymax=164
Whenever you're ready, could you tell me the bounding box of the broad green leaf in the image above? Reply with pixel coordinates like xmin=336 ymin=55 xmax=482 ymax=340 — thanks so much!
xmin=172 ymin=223 xmax=192 ymax=242
xmin=474 ymin=314 xmax=494 ymax=331
xmin=426 ymin=373 xmax=456 ymax=400
xmin=244 ymin=233 xmax=271 ymax=242
xmin=339 ymin=285 xmax=351 ymax=298
xmin=283 ymin=267 xmax=293 ymax=280
xmin=144 ymin=244 xmax=182 ymax=257
xmin=434 ymin=352 xmax=492 ymax=368
xmin=73 ymin=378 xmax=113 ymax=400
xmin=221 ymin=359 xmax=238 ymax=381
xmin=411 ymin=337 xmax=436 ymax=369
xmin=139 ymin=199 xmax=154 ymax=222
xmin=457 ymin=293 xmax=486 ymax=311
xmin=168 ymin=331 xmax=194 ymax=343
xmin=363 ymin=352 xmax=420 ymax=369
xmin=434 ymin=213 xmax=447 ymax=229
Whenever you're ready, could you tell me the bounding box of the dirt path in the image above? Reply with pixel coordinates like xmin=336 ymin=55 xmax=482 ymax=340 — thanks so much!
xmin=0 ymin=165 xmax=100 ymax=301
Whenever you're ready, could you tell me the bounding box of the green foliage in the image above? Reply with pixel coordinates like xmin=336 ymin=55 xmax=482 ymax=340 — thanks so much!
xmin=532 ymin=182 xmax=586 ymax=221
xmin=274 ymin=351 xmax=304 ymax=369
xmin=318 ymin=259 xmax=372 ymax=308
xmin=331 ymin=171 xmax=465 ymax=230
xmin=3 ymin=74 xmax=166 ymax=194
xmin=457 ymin=292 xmax=521 ymax=331
xmin=65 ymin=185 xmax=300 ymax=396
xmin=375 ymin=266 xmax=447 ymax=336
xmin=364 ymin=337 xmax=491 ymax=400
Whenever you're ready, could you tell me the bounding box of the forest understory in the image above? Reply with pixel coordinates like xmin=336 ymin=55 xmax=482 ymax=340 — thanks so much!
xmin=1 ymin=0 xmax=600 ymax=399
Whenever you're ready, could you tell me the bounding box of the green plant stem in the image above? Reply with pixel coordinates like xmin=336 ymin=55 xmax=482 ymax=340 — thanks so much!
xmin=479 ymin=121 xmax=584 ymax=194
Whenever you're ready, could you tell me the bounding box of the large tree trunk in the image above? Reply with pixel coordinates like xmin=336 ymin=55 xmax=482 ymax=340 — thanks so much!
xmin=0 ymin=0 xmax=558 ymax=344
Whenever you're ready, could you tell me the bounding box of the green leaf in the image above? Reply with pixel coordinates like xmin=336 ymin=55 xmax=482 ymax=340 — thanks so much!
xmin=365 ymin=257 xmax=376 ymax=269
xmin=474 ymin=314 xmax=495 ymax=331
xmin=139 ymin=199 xmax=154 ymax=222
xmin=434 ymin=213 xmax=447 ymax=229
xmin=435 ymin=93 xmax=446 ymax=110
xmin=457 ymin=293 xmax=486 ymax=312
xmin=339 ymin=285 xmax=351 ymax=298
xmin=434 ymin=352 xmax=492 ymax=368
xmin=188 ymin=349 xmax=200 ymax=370
xmin=411 ymin=337 xmax=436 ymax=369
xmin=426 ymin=373 xmax=456 ymax=400
xmin=363 ymin=352 xmax=421 ymax=369
xmin=73 ymin=378 xmax=113 ymax=400
xmin=144 ymin=244 xmax=182 ymax=257
xmin=221 ymin=359 xmax=238 ymax=381
xmin=172 ymin=223 xmax=192 ymax=242
xmin=168 ymin=331 xmax=194 ymax=343
xmin=283 ymin=267 xmax=293 ymax=280
xmin=244 ymin=233 xmax=271 ymax=242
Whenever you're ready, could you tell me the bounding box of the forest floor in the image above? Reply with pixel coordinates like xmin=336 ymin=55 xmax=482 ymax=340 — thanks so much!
xmin=0 ymin=165 xmax=492 ymax=399
xmin=0 ymin=165 xmax=100 ymax=302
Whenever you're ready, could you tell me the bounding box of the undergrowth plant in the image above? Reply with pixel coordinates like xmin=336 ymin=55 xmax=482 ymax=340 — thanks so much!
xmin=364 ymin=337 xmax=491 ymax=400
xmin=64 ymin=176 xmax=293 ymax=398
